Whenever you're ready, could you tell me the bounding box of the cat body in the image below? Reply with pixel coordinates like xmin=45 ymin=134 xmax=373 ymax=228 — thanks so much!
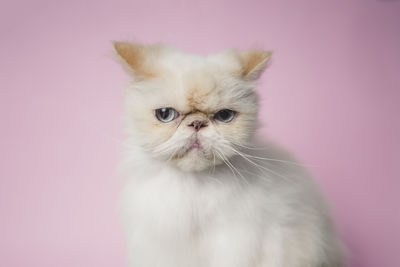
xmin=114 ymin=42 xmax=345 ymax=267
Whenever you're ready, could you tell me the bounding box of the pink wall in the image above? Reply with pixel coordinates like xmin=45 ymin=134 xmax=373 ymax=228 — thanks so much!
xmin=1 ymin=1 xmax=399 ymax=266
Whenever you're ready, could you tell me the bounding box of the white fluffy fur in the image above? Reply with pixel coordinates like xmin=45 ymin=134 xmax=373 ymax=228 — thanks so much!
xmin=115 ymin=43 xmax=345 ymax=267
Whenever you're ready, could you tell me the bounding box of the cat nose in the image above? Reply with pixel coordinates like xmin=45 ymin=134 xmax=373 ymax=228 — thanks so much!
xmin=188 ymin=120 xmax=208 ymax=131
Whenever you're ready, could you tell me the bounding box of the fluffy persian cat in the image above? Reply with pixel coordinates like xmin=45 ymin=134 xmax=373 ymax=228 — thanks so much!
xmin=113 ymin=42 xmax=345 ymax=267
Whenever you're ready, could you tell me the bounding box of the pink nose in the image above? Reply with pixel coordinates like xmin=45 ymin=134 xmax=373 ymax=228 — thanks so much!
xmin=188 ymin=120 xmax=208 ymax=131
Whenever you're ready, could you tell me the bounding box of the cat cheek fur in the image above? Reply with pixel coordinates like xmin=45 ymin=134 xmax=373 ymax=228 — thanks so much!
xmin=114 ymin=42 xmax=346 ymax=267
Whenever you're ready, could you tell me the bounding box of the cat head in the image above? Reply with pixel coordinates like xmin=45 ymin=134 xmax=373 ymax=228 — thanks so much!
xmin=113 ymin=42 xmax=271 ymax=171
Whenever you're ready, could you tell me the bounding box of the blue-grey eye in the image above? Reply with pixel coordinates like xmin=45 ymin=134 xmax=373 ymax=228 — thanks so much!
xmin=213 ymin=109 xmax=236 ymax=123
xmin=155 ymin=108 xmax=179 ymax=123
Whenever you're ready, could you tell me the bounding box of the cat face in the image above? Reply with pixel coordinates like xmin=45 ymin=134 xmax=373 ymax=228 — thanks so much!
xmin=114 ymin=42 xmax=270 ymax=171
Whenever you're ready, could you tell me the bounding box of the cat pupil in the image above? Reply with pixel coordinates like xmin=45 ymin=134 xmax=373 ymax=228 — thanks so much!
xmin=219 ymin=110 xmax=229 ymax=120
xmin=160 ymin=108 xmax=169 ymax=119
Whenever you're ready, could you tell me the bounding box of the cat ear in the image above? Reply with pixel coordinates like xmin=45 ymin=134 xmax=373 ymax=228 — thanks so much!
xmin=112 ymin=41 xmax=156 ymax=79
xmin=238 ymin=50 xmax=272 ymax=80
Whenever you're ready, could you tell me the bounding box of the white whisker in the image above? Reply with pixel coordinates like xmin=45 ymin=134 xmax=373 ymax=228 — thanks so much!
xmin=230 ymin=142 xmax=317 ymax=168
xmin=226 ymin=145 xmax=293 ymax=182
xmin=215 ymin=148 xmax=249 ymax=186
xmin=214 ymin=149 xmax=240 ymax=184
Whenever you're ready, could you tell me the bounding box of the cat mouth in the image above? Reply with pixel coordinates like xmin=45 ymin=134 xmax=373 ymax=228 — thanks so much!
xmin=192 ymin=141 xmax=201 ymax=149
xmin=184 ymin=139 xmax=204 ymax=154
xmin=186 ymin=140 xmax=201 ymax=153
xmin=171 ymin=139 xmax=203 ymax=160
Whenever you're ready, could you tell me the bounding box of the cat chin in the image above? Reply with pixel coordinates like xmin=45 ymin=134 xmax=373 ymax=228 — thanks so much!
xmin=174 ymin=150 xmax=222 ymax=172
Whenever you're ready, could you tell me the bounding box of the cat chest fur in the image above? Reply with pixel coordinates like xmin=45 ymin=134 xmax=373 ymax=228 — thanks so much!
xmin=121 ymin=168 xmax=274 ymax=267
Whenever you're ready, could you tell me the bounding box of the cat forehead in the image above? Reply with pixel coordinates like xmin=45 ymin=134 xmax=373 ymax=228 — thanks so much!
xmin=156 ymin=67 xmax=242 ymax=113
xmin=162 ymin=53 xmax=242 ymax=110
xmin=185 ymin=72 xmax=221 ymax=111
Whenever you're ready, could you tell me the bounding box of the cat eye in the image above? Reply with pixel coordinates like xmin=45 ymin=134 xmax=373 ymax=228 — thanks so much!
xmin=213 ymin=109 xmax=237 ymax=123
xmin=155 ymin=108 xmax=179 ymax=123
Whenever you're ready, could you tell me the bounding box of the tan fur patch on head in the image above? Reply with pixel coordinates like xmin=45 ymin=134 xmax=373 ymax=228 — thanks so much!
xmin=186 ymin=74 xmax=217 ymax=112
xmin=183 ymin=111 xmax=209 ymax=125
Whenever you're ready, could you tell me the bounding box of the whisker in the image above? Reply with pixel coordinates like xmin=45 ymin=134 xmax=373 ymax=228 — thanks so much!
xmin=211 ymin=151 xmax=216 ymax=176
xmin=226 ymin=146 xmax=293 ymax=182
xmin=215 ymin=148 xmax=250 ymax=186
xmin=230 ymin=142 xmax=267 ymax=151
xmin=214 ymin=149 xmax=241 ymax=184
xmin=230 ymin=142 xmax=318 ymax=168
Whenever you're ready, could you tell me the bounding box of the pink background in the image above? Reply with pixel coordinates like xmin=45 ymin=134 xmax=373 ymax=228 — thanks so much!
xmin=1 ymin=0 xmax=399 ymax=267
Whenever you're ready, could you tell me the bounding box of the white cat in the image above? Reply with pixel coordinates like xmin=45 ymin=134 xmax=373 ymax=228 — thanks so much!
xmin=113 ymin=42 xmax=345 ymax=267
